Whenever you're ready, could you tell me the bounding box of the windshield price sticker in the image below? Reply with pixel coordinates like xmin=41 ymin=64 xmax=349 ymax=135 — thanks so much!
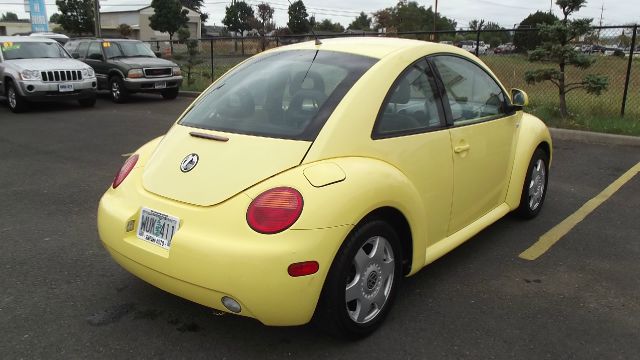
xmin=102 ymin=42 xmax=111 ymax=48
xmin=1 ymin=42 xmax=20 ymax=50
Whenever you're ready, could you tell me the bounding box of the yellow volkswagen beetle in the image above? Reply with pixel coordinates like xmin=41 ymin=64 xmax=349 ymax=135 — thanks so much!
xmin=98 ymin=37 xmax=551 ymax=338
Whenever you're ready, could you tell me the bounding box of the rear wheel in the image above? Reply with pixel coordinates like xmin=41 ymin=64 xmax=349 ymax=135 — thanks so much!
xmin=161 ymin=87 xmax=179 ymax=100
xmin=315 ymin=220 xmax=402 ymax=339
xmin=6 ymin=81 xmax=28 ymax=113
xmin=109 ymin=76 xmax=129 ymax=103
xmin=515 ymin=148 xmax=549 ymax=219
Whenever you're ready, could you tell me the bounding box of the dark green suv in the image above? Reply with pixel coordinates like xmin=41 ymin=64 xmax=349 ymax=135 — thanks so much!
xmin=65 ymin=39 xmax=183 ymax=103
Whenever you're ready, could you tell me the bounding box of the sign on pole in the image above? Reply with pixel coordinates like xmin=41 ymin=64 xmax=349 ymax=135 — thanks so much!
xmin=28 ymin=0 xmax=49 ymax=33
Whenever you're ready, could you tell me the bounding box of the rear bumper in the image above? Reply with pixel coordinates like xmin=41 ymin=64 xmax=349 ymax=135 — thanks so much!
xmin=97 ymin=172 xmax=350 ymax=326
xmin=124 ymin=76 xmax=183 ymax=92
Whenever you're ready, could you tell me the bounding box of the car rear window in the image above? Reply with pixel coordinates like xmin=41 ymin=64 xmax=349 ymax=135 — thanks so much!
xmin=179 ymin=50 xmax=377 ymax=141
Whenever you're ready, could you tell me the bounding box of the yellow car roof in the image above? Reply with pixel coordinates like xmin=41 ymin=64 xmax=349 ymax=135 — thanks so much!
xmin=280 ymin=37 xmax=452 ymax=59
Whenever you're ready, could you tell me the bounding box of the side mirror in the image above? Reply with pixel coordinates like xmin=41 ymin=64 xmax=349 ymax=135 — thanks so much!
xmin=71 ymin=52 xmax=80 ymax=59
xmin=511 ymin=88 xmax=529 ymax=107
xmin=154 ymin=51 xmax=162 ymax=58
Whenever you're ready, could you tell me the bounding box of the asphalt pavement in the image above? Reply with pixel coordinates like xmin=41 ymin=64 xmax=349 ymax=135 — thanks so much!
xmin=1 ymin=94 xmax=639 ymax=359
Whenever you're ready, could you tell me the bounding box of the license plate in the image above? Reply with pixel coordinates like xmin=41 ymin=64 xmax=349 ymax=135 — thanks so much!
xmin=59 ymin=83 xmax=74 ymax=92
xmin=136 ymin=208 xmax=179 ymax=250
xmin=154 ymin=82 xmax=166 ymax=89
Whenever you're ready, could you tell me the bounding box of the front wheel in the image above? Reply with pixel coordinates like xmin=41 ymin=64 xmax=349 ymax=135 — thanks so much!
xmin=109 ymin=76 xmax=129 ymax=103
xmin=515 ymin=148 xmax=549 ymax=219
xmin=6 ymin=81 xmax=28 ymax=113
xmin=315 ymin=220 xmax=402 ymax=339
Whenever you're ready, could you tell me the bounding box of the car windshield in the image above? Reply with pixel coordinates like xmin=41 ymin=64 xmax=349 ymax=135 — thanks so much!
xmin=0 ymin=41 xmax=69 ymax=60
xmin=105 ymin=41 xmax=156 ymax=58
xmin=179 ymin=50 xmax=377 ymax=141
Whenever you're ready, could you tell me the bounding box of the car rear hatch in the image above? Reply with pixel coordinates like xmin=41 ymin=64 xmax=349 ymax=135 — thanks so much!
xmin=142 ymin=125 xmax=311 ymax=206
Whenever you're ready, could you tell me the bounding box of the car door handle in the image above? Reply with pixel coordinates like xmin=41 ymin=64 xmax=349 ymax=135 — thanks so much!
xmin=454 ymin=144 xmax=471 ymax=153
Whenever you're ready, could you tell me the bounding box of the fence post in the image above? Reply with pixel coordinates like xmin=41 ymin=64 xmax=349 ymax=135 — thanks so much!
xmin=241 ymin=36 xmax=245 ymax=56
xmin=276 ymin=36 xmax=279 ymax=47
xmin=475 ymin=28 xmax=481 ymax=56
xmin=210 ymin=39 xmax=214 ymax=82
xmin=156 ymin=41 xmax=160 ymax=51
xmin=621 ymin=24 xmax=638 ymax=117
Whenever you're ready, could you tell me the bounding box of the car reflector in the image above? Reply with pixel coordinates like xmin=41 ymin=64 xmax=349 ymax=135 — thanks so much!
xmin=288 ymin=261 xmax=319 ymax=277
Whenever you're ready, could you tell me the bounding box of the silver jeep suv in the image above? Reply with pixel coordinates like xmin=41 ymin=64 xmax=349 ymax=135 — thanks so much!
xmin=0 ymin=36 xmax=97 ymax=113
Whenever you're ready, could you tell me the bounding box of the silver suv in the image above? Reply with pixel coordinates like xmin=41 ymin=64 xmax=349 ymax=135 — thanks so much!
xmin=0 ymin=36 xmax=97 ymax=113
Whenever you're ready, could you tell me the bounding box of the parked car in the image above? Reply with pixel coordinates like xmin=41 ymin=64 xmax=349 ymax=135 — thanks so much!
xmin=494 ymin=43 xmax=515 ymax=54
xmin=460 ymin=40 xmax=488 ymax=54
xmin=0 ymin=36 xmax=97 ymax=113
xmin=98 ymin=37 xmax=551 ymax=338
xmin=65 ymin=38 xmax=183 ymax=103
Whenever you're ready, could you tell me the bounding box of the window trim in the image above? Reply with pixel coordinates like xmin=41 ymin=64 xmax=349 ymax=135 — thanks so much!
xmin=427 ymin=53 xmax=515 ymax=128
xmin=371 ymin=57 xmax=448 ymax=140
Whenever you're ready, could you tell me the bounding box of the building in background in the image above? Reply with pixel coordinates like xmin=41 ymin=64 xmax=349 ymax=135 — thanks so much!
xmin=100 ymin=3 xmax=201 ymax=40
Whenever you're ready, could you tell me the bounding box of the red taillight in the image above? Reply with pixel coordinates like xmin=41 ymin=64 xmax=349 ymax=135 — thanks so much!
xmin=288 ymin=261 xmax=319 ymax=277
xmin=246 ymin=187 xmax=303 ymax=234
xmin=112 ymin=154 xmax=139 ymax=189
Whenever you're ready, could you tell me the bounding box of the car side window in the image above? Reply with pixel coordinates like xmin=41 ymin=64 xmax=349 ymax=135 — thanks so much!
xmin=374 ymin=59 xmax=443 ymax=137
xmin=432 ymin=55 xmax=507 ymax=126
xmin=87 ymin=42 xmax=102 ymax=60
xmin=76 ymin=41 xmax=90 ymax=59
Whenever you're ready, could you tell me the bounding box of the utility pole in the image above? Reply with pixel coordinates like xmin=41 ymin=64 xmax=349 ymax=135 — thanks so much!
xmin=94 ymin=0 xmax=101 ymax=37
xmin=597 ymin=2 xmax=604 ymax=44
xmin=432 ymin=0 xmax=438 ymax=42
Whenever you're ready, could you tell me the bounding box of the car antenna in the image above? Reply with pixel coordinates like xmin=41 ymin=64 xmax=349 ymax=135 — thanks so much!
xmin=286 ymin=0 xmax=322 ymax=45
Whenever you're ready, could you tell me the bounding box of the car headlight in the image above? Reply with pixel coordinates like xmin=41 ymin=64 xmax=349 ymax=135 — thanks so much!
xmin=20 ymin=70 xmax=41 ymax=81
xmin=81 ymin=68 xmax=95 ymax=78
xmin=172 ymin=66 xmax=182 ymax=76
xmin=127 ymin=69 xmax=144 ymax=79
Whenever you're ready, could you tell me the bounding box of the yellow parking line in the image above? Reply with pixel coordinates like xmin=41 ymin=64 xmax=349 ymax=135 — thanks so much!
xmin=519 ymin=161 xmax=640 ymax=261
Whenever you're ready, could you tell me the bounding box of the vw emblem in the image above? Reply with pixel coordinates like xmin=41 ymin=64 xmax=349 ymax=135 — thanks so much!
xmin=180 ymin=153 xmax=199 ymax=173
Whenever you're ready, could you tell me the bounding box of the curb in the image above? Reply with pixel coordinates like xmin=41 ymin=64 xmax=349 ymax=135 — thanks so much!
xmin=178 ymin=91 xmax=202 ymax=98
xmin=550 ymin=128 xmax=640 ymax=147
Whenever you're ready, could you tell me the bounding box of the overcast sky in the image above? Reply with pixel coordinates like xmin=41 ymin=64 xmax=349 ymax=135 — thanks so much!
xmin=1 ymin=0 xmax=638 ymax=30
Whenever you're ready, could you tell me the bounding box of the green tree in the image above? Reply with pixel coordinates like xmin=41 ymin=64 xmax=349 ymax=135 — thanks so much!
xmin=513 ymin=11 xmax=558 ymax=52
xmin=372 ymin=1 xmax=456 ymax=32
xmin=55 ymin=1 xmax=95 ymax=36
xmin=149 ymin=0 xmax=189 ymax=53
xmin=180 ymin=0 xmax=208 ymax=23
xmin=222 ymin=1 xmax=254 ymax=53
xmin=177 ymin=26 xmax=191 ymax=42
xmin=468 ymin=20 xmax=511 ymax=47
xmin=256 ymin=2 xmax=275 ymax=35
xmin=222 ymin=1 xmax=255 ymax=35
xmin=524 ymin=0 xmax=608 ymax=118
xmin=49 ymin=13 xmax=61 ymax=23
xmin=117 ymin=23 xmax=132 ymax=38
xmin=287 ymin=0 xmax=309 ymax=34
xmin=314 ymin=19 xmax=344 ymax=33
xmin=348 ymin=12 xmax=372 ymax=31
xmin=1 ymin=12 xmax=19 ymax=22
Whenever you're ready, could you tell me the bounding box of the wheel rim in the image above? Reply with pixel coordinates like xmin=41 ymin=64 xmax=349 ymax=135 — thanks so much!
xmin=8 ymin=87 xmax=17 ymax=109
xmin=111 ymin=81 xmax=120 ymax=100
xmin=345 ymin=236 xmax=395 ymax=324
xmin=528 ymin=159 xmax=546 ymax=211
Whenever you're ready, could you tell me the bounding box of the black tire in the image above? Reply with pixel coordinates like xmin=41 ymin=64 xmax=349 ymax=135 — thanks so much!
xmin=78 ymin=96 xmax=96 ymax=108
xmin=109 ymin=76 xmax=129 ymax=103
xmin=6 ymin=81 xmax=28 ymax=113
xmin=161 ymin=87 xmax=179 ymax=100
xmin=515 ymin=148 xmax=549 ymax=219
xmin=314 ymin=219 xmax=402 ymax=339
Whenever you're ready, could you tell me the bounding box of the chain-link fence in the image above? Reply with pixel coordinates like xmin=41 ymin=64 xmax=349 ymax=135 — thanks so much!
xmin=145 ymin=25 xmax=639 ymax=125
